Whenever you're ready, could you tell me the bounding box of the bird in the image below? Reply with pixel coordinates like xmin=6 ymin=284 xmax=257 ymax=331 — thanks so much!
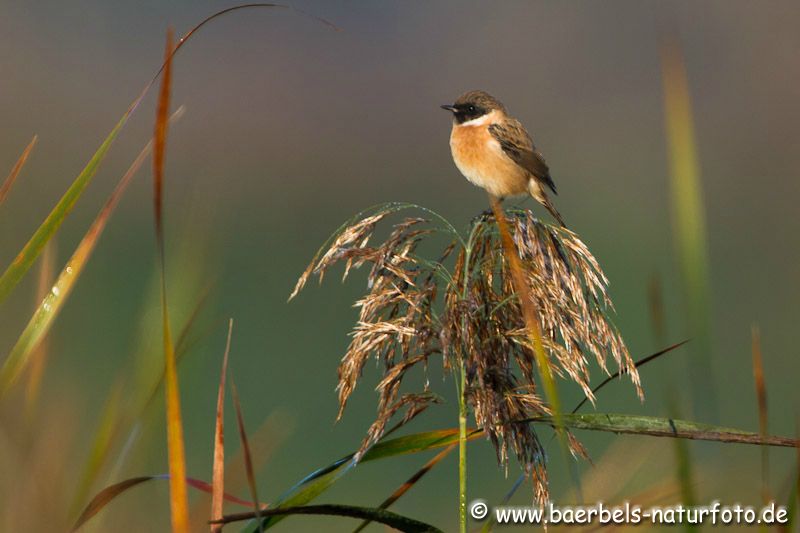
xmin=441 ymin=90 xmax=566 ymax=227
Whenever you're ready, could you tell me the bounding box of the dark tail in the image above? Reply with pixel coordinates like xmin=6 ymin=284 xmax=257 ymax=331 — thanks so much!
xmin=544 ymin=198 xmax=567 ymax=229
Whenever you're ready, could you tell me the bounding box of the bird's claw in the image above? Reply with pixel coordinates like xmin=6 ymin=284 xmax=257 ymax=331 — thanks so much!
xmin=470 ymin=209 xmax=495 ymax=225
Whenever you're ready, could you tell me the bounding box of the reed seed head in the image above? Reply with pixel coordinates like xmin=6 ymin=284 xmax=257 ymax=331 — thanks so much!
xmin=291 ymin=204 xmax=641 ymax=502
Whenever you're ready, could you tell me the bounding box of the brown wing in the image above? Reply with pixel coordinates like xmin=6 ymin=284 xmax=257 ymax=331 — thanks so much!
xmin=489 ymin=119 xmax=557 ymax=194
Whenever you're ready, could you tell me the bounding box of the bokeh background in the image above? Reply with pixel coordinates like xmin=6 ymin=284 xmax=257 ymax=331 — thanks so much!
xmin=1 ymin=1 xmax=798 ymax=531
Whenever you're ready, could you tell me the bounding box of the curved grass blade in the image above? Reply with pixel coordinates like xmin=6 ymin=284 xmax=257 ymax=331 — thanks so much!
xmin=523 ymin=413 xmax=799 ymax=447
xmin=231 ymin=376 xmax=264 ymax=531
xmin=214 ymin=504 xmax=442 ymax=533
xmin=352 ymin=444 xmax=456 ymax=533
xmin=211 ymin=319 xmax=233 ymax=533
xmin=0 ymin=134 xmax=37 ymax=205
xmin=71 ymin=476 xmax=153 ymax=531
xmin=571 ymin=340 xmax=689 ymax=414
xmin=134 ymin=3 xmax=336 ymax=130
xmin=0 ymin=5 xmax=335 ymax=304
xmin=72 ymin=475 xmax=266 ymax=532
xmin=259 ymin=428 xmax=482 ymax=530
xmin=0 ymin=109 xmax=181 ymax=397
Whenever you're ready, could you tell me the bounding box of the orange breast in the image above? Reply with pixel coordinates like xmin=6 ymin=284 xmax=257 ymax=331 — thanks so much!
xmin=449 ymin=123 xmax=529 ymax=198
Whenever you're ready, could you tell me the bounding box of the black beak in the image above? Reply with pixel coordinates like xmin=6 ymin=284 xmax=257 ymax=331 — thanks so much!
xmin=440 ymin=104 xmax=456 ymax=112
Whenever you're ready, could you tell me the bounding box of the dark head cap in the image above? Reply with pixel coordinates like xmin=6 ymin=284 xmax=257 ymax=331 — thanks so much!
xmin=441 ymin=90 xmax=505 ymax=124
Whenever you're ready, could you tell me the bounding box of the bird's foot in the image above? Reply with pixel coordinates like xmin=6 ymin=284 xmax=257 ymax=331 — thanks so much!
xmin=470 ymin=208 xmax=495 ymax=225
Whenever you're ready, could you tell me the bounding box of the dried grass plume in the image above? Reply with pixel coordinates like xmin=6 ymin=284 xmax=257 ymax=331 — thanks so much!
xmin=290 ymin=203 xmax=641 ymax=502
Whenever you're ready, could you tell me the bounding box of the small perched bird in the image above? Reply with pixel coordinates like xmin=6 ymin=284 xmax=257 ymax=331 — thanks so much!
xmin=442 ymin=90 xmax=566 ymax=227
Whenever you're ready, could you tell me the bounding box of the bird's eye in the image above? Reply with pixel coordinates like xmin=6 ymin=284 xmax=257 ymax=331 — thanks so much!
xmin=468 ymin=105 xmax=476 ymax=112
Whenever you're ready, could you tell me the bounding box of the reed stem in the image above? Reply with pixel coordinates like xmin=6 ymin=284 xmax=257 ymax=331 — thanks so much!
xmin=458 ymin=359 xmax=467 ymax=533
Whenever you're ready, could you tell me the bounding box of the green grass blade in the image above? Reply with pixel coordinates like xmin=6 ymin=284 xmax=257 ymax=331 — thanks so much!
xmin=522 ymin=413 xmax=798 ymax=447
xmin=259 ymin=428 xmax=482 ymax=530
xmin=353 ymin=444 xmax=456 ymax=533
xmin=0 ymin=115 xmax=155 ymax=397
xmin=0 ymin=3 xmax=337 ymax=305
xmin=73 ymin=429 xmax=472 ymax=531
xmin=0 ymin=4 xmax=336 ymax=306
xmin=0 ymin=115 xmax=129 ymax=304
xmin=660 ymin=37 xmax=715 ymax=420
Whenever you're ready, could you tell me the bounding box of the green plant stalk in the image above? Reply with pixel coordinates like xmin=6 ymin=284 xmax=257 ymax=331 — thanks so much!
xmin=456 ymin=225 xmax=477 ymax=533
xmin=458 ymin=360 xmax=468 ymax=533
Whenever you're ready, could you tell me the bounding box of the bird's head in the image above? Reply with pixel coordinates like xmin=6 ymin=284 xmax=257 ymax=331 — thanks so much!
xmin=441 ymin=90 xmax=505 ymax=125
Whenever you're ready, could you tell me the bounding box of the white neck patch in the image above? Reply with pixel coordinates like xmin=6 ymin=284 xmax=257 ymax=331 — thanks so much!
xmin=456 ymin=109 xmax=500 ymax=128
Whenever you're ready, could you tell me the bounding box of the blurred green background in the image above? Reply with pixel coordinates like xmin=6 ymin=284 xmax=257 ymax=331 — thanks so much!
xmin=1 ymin=1 xmax=798 ymax=531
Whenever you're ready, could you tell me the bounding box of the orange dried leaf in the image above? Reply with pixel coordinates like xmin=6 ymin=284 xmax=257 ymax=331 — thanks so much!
xmin=489 ymin=198 xmax=563 ymax=420
xmin=153 ymin=28 xmax=189 ymax=533
xmin=0 ymin=134 xmax=37 ymax=205
xmin=211 ymin=319 xmax=234 ymax=532
xmin=231 ymin=377 xmax=264 ymax=531
xmin=489 ymin=195 xmax=568 ymax=503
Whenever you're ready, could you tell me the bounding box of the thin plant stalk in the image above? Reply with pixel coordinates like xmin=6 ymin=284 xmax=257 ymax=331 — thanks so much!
xmin=458 ymin=360 xmax=468 ymax=533
xmin=456 ymin=220 xmax=481 ymax=533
